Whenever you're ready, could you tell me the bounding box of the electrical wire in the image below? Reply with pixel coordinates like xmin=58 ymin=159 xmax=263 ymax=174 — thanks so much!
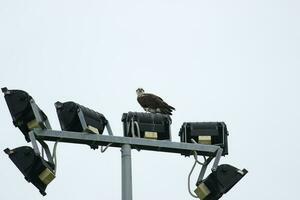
xmin=52 ymin=141 xmax=59 ymax=174
xmin=99 ymin=122 xmax=115 ymax=153
xmin=188 ymin=158 xmax=199 ymax=198
xmin=131 ymin=119 xmax=136 ymax=138
xmin=101 ymin=143 xmax=112 ymax=153
xmin=134 ymin=121 xmax=141 ymax=138
xmin=188 ymin=151 xmax=205 ymax=198
xmin=130 ymin=119 xmax=141 ymax=138
xmin=193 ymin=151 xmax=205 ymax=166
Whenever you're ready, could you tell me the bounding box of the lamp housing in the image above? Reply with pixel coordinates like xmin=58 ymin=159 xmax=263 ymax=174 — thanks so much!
xmin=194 ymin=164 xmax=247 ymax=200
xmin=179 ymin=122 xmax=228 ymax=155
xmin=122 ymin=112 xmax=171 ymax=140
xmin=55 ymin=101 xmax=107 ymax=134
xmin=2 ymin=87 xmax=50 ymax=142
xmin=4 ymin=146 xmax=55 ymax=196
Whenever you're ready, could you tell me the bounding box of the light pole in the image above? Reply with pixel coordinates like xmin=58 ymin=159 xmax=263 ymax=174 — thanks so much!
xmin=121 ymin=144 xmax=132 ymax=200
xmin=2 ymin=87 xmax=248 ymax=200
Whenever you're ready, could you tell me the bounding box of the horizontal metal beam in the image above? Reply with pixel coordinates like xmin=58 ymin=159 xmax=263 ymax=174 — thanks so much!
xmin=34 ymin=129 xmax=221 ymax=156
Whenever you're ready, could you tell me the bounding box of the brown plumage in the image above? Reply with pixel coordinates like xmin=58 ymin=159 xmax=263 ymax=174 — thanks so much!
xmin=136 ymin=88 xmax=175 ymax=115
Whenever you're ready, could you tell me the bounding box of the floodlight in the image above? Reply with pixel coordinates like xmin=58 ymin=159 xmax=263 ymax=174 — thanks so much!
xmin=179 ymin=122 xmax=228 ymax=155
xmin=2 ymin=87 xmax=51 ymax=142
xmin=4 ymin=146 xmax=55 ymax=196
xmin=194 ymin=164 xmax=247 ymax=200
xmin=122 ymin=112 xmax=171 ymax=140
xmin=55 ymin=101 xmax=110 ymax=135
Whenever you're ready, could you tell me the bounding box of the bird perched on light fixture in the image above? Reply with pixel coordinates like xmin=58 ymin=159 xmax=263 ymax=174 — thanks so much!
xmin=136 ymin=88 xmax=175 ymax=115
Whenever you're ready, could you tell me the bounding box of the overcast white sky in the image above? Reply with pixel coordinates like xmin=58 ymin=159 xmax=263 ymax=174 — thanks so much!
xmin=1 ymin=0 xmax=300 ymax=199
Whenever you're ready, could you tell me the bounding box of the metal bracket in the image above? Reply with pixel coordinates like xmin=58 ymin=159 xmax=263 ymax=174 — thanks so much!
xmin=196 ymin=156 xmax=214 ymax=185
xmin=212 ymin=148 xmax=223 ymax=172
xmin=29 ymin=131 xmax=54 ymax=165
xmin=106 ymin=121 xmax=113 ymax=136
xmin=30 ymin=99 xmax=52 ymax=130
xmin=78 ymin=109 xmax=114 ymax=136
xmin=78 ymin=109 xmax=89 ymax=131
xmin=195 ymin=147 xmax=223 ymax=185
xmin=29 ymin=131 xmax=41 ymax=156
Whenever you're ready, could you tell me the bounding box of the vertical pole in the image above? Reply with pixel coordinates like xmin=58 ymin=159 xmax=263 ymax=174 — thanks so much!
xmin=121 ymin=144 xmax=132 ymax=200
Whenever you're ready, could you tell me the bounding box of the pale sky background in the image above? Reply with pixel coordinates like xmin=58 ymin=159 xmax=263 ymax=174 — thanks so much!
xmin=1 ymin=0 xmax=299 ymax=199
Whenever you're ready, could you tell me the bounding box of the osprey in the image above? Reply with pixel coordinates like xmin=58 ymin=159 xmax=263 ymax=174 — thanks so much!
xmin=136 ymin=88 xmax=175 ymax=115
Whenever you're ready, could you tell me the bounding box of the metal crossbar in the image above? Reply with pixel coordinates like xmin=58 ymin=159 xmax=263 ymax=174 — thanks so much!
xmin=33 ymin=129 xmax=221 ymax=157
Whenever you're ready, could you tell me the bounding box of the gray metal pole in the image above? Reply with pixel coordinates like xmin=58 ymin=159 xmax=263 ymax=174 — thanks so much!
xmin=121 ymin=144 xmax=132 ymax=200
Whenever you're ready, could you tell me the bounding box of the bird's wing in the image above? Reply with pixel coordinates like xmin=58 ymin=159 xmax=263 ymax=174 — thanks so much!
xmin=137 ymin=93 xmax=160 ymax=108
xmin=138 ymin=93 xmax=175 ymax=112
xmin=150 ymin=93 xmax=175 ymax=111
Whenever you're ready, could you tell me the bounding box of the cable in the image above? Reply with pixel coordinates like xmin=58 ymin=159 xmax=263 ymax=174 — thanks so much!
xmin=100 ymin=124 xmax=114 ymax=153
xmin=188 ymin=154 xmax=199 ymax=198
xmin=101 ymin=143 xmax=112 ymax=153
xmin=134 ymin=121 xmax=141 ymax=138
xmin=188 ymin=151 xmax=205 ymax=198
xmin=130 ymin=119 xmax=141 ymax=138
xmin=131 ymin=119 xmax=136 ymax=138
xmin=52 ymin=141 xmax=59 ymax=174
xmin=130 ymin=119 xmax=142 ymax=151
xmin=193 ymin=151 xmax=205 ymax=166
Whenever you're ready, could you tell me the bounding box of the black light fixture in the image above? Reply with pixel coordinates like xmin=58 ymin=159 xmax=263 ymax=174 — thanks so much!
xmin=2 ymin=87 xmax=51 ymax=142
xmin=122 ymin=112 xmax=172 ymax=140
xmin=55 ymin=101 xmax=111 ymax=135
xmin=179 ymin=122 xmax=228 ymax=155
xmin=194 ymin=164 xmax=247 ymax=200
xmin=4 ymin=146 xmax=55 ymax=196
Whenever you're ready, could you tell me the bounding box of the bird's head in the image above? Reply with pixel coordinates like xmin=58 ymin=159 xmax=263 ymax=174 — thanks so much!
xmin=136 ymin=88 xmax=145 ymax=96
